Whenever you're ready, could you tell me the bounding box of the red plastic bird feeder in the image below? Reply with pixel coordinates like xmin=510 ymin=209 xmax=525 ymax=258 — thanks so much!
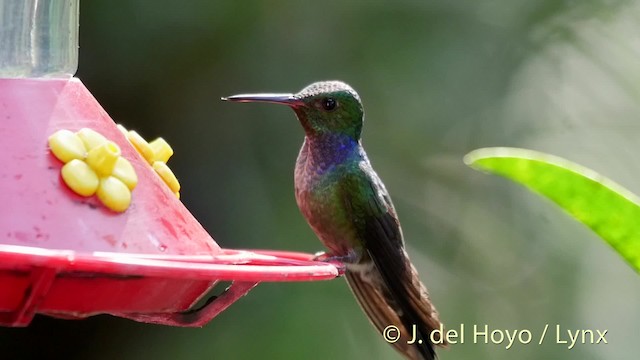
xmin=0 ymin=0 xmax=341 ymax=327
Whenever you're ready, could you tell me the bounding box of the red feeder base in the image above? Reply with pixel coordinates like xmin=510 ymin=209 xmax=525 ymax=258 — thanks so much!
xmin=0 ymin=78 xmax=342 ymax=327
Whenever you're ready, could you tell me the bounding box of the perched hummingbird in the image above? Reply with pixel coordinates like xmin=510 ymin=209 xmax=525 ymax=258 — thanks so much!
xmin=223 ymin=81 xmax=445 ymax=360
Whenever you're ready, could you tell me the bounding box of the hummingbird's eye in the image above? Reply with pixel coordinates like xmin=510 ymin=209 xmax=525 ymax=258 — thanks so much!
xmin=321 ymin=97 xmax=337 ymax=111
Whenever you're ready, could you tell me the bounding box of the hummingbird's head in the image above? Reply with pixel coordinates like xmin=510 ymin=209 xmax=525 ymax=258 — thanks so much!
xmin=292 ymin=81 xmax=363 ymax=139
xmin=224 ymin=81 xmax=364 ymax=140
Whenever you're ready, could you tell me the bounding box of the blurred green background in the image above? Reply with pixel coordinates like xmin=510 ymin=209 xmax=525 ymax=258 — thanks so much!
xmin=2 ymin=0 xmax=640 ymax=359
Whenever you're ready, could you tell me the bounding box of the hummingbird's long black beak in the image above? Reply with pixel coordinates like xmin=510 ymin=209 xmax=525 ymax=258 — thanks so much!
xmin=221 ymin=93 xmax=303 ymax=107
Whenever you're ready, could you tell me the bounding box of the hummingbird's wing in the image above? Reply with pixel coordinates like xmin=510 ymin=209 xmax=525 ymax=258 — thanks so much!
xmin=340 ymin=166 xmax=444 ymax=360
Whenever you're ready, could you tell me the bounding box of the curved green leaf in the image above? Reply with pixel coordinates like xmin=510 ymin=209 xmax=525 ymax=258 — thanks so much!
xmin=464 ymin=147 xmax=640 ymax=273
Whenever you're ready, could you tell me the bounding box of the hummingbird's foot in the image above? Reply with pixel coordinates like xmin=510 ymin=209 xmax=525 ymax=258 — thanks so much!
xmin=311 ymin=251 xmax=329 ymax=261
xmin=312 ymin=249 xmax=359 ymax=264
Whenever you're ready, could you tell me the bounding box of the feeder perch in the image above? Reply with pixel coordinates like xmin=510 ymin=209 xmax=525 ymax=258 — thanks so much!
xmin=0 ymin=0 xmax=342 ymax=327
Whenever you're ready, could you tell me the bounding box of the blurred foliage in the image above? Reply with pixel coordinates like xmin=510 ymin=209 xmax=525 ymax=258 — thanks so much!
xmin=2 ymin=0 xmax=640 ymax=359
xmin=466 ymin=147 xmax=640 ymax=272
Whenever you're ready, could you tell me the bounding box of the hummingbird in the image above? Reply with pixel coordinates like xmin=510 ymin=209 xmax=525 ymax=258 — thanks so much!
xmin=223 ymin=81 xmax=445 ymax=360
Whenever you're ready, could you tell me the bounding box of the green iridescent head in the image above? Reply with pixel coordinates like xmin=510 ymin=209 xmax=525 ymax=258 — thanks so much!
xmin=224 ymin=81 xmax=364 ymax=139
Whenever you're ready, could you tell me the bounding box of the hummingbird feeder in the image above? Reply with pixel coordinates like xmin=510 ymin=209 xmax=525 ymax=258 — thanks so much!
xmin=0 ymin=0 xmax=341 ymax=327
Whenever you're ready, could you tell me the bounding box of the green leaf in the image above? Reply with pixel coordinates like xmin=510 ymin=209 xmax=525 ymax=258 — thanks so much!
xmin=464 ymin=147 xmax=640 ymax=273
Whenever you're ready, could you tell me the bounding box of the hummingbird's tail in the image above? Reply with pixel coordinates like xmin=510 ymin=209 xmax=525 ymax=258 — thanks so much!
xmin=345 ymin=259 xmax=445 ymax=360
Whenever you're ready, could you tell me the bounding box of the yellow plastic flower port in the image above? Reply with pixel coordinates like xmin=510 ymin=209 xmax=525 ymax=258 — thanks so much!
xmin=149 ymin=138 xmax=174 ymax=164
xmin=119 ymin=124 xmax=180 ymax=199
xmin=86 ymin=142 xmax=121 ymax=177
xmin=48 ymin=128 xmax=138 ymax=212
